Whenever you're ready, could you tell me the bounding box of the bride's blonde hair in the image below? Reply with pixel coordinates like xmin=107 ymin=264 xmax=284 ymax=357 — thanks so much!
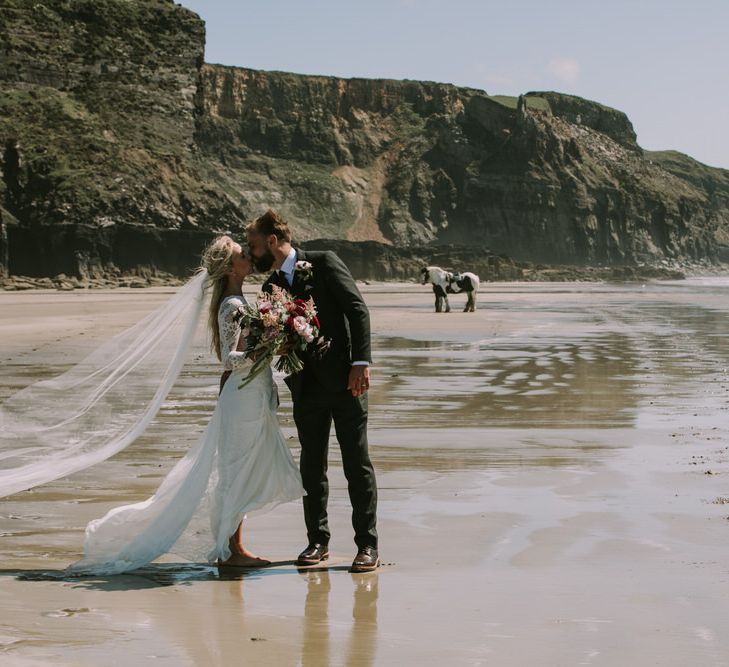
xmin=200 ymin=235 xmax=240 ymax=361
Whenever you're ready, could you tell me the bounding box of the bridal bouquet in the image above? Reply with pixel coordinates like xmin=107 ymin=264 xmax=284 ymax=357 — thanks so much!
xmin=233 ymin=285 xmax=327 ymax=388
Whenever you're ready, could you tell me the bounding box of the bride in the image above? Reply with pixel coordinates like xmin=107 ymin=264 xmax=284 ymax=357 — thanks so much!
xmin=0 ymin=235 xmax=304 ymax=574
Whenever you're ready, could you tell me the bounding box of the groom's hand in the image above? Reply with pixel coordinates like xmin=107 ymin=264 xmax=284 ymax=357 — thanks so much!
xmin=347 ymin=365 xmax=370 ymax=397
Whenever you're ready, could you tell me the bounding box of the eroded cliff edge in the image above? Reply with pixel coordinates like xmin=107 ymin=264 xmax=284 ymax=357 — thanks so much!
xmin=1 ymin=0 xmax=728 ymax=283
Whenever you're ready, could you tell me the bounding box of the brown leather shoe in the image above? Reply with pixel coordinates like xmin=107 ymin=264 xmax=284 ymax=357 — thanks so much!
xmin=350 ymin=546 xmax=379 ymax=573
xmin=296 ymin=543 xmax=330 ymax=566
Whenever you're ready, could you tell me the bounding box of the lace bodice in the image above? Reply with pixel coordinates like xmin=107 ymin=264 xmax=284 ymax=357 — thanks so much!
xmin=218 ymin=295 xmax=254 ymax=372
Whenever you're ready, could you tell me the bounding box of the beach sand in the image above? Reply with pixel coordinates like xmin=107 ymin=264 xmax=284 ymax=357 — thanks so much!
xmin=1 ymin=279 xmax=729 ymax=665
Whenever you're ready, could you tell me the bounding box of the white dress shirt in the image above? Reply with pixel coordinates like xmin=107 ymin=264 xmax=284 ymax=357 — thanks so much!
xmin=279 ymin=248 xmax=297 ymax=287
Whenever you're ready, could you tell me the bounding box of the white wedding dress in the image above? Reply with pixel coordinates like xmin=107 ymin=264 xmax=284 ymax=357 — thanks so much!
xmin=66 ymin=294 xmax=304 ymax=575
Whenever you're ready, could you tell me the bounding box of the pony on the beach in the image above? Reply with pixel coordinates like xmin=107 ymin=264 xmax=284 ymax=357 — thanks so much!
xmin=420 ymin=266 xmax=480 ymax=313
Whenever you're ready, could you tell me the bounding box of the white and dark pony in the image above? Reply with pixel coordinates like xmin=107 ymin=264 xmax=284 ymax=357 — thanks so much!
xmin=421 ymin=266 xmax=480 ymax=312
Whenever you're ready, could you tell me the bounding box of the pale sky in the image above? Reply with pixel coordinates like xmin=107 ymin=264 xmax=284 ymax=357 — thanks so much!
xmin=183 ymin=0 xmax=729 ymax=170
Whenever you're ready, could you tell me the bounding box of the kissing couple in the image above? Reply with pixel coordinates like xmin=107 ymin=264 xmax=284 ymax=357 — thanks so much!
xmin=0 ymin=209 xmax=379 ymax=574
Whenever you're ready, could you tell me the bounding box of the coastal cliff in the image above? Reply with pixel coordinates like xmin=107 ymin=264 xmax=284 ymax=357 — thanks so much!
xmin=1 ymin=0 xmax=728 ymax=284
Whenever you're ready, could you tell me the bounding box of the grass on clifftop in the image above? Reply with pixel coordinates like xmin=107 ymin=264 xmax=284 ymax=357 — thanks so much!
xmin=490 ymin=95 xmax=550 ymax=112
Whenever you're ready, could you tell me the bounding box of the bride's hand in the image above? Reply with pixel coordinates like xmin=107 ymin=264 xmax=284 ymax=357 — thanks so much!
xmin=247 ymin=347 xmax=267 ymax=362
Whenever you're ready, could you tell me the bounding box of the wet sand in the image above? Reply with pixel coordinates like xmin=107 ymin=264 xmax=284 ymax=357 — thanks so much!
xmin=1 ymin=279 xmax=729 ymax=665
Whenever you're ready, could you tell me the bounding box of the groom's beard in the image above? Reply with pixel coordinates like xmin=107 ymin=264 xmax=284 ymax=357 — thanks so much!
xmin=252 ymin=248 xmax=276 ymax=272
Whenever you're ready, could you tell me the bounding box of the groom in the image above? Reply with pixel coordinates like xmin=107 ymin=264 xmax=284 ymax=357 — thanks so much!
xmin=246 ymin=209 xmax=379 ymax=573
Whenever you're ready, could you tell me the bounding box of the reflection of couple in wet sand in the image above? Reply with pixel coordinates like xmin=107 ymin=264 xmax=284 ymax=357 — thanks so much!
xmin=155 ymin=568 xmax=379 ymax=666
xmin=301 ymin=569 xmax=379 ymax=666
xmin=0 ymin=210 xmax=379 ymax=575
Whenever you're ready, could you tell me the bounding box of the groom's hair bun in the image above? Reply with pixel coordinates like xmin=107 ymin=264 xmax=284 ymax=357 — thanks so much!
xmin=250 ymin=209 xmax=291 ymax=243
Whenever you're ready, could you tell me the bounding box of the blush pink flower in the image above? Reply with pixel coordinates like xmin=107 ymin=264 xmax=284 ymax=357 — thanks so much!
xmin=292 ymin=315 xmax=314 ymax=343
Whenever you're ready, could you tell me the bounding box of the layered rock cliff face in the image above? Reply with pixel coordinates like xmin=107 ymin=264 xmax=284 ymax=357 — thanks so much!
xmin=196 ymin=67 xmax=729 ymax=265
xmin=2 ymin=0 xmax=205 ymax=228
xmin=1 ymin=0 xmax=728 ymax=283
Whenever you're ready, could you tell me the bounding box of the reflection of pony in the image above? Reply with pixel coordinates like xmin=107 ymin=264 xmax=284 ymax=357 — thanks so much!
xmin=420 ymin=266 xmax=480 ymax=312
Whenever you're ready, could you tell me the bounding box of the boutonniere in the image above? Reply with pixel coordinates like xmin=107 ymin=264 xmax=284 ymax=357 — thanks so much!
xmin=295 ymin=260 xmax=313 ymax=282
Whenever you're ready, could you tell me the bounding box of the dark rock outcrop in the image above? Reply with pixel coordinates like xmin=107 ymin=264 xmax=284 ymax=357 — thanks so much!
xmin=645 ymin=150 xmax=729 ymax=262
xmin=525 ymin=91 xmax=639 ymax=149
xmin=7 ymin=222 xmax=211 ymax=279
xmin=0 ymin=0 xmax=238 ymax=231
xmin=1 ymin=0 xmax=728 ymax=285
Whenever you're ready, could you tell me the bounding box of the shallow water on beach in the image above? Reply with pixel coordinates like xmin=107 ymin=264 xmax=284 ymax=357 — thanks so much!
xmin=1 ymin=278 xmax=729 ymax=665
xmin=124 ymin=280 xmax=729 ymax=475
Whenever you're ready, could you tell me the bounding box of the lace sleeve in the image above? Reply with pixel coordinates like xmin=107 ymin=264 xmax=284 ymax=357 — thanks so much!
xmin=218 ymin=296 xmax=253 ymax=372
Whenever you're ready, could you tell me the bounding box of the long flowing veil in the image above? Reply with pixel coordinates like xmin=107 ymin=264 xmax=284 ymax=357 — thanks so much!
xmin=0 ymin=270 xmax=209 ymax=498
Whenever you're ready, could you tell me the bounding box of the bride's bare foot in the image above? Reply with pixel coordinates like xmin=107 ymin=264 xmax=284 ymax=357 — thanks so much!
xmin=219 ymin=552 xmax=271 ymax=567
xmin=218 ymin=541 xmax=271 ymax=568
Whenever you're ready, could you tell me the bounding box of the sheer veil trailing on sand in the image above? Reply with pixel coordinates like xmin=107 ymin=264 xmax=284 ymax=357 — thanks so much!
xmin=0 ymin=270 xmax=304 ymax=574
xmin=0 ymin=270 xmax=208 ymax=498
